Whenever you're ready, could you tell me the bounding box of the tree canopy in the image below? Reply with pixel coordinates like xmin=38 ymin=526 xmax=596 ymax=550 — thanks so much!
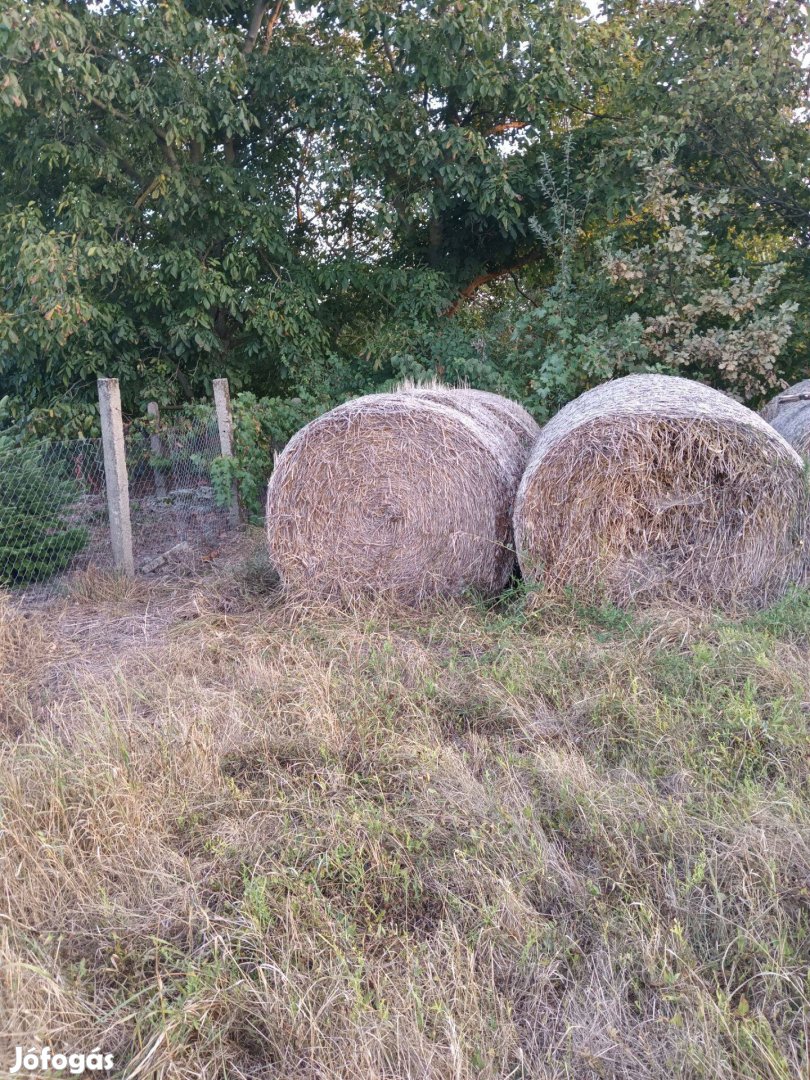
xmin=1 ymin=0 xmax=808 ymax=433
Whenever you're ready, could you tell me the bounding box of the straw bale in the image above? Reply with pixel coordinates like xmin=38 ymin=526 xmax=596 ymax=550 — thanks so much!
xmin=395 ymin=385 xmax=528 ymax=476
xmin=397 ymin=381 xmax=540 ymax=449
xmin=513 ymin=374 xmax=808 ymax=606
xmin=761 ymin=379 xmax=810 ymax=456
xmin=266 ymin=391 xmax=532 ymax=601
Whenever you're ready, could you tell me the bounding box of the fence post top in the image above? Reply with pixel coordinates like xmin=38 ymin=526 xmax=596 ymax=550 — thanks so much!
xmin=212 ymin=378 xmax=231 ymax=402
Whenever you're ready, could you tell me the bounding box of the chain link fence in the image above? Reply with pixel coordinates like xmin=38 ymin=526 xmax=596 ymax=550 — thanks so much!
xmin=0 ymin=438 xmax=111 ymax=598
xmin=0 ymin=405 xmax=239 ymax=601
xmin=126 ymin=408 xmax=233 ymax=572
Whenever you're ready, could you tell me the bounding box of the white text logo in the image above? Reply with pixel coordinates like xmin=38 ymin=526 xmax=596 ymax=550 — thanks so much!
xmin=10 ymin=1047 xmax=114 ymax=1074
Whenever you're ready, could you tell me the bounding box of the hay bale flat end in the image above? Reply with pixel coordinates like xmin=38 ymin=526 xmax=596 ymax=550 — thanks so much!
xmin=514 ymin=374 xmax=808 ymax=608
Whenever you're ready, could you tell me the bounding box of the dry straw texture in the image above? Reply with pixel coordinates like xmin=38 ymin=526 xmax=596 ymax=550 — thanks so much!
xmin=266 ymin=389 xmax=536 ymax=601
xmin=398 ymin=379 xmax=541 ymax=449
xmin=514 ymin=374 xmax=809 ymax=607
xmin=761 ymin=378 xmax=810 ymax=456
xmin=4 ymin=575 xmax=810 ymax=1080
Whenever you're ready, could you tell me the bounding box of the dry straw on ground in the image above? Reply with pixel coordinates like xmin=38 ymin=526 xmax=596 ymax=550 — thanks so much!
xmin=761 ymin=378 xmax=810 ymax=457
xmin=266 ymin=389 xmax=538 ymax=602
xmin=2 ymin=572 xmax=810 ymax=1079
xmin=514 ymin=373 xmax=809 ymax=607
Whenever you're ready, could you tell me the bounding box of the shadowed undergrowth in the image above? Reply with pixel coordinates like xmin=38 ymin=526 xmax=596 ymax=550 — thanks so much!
xmin=0 ymin=576 xmax=808 ymax=1079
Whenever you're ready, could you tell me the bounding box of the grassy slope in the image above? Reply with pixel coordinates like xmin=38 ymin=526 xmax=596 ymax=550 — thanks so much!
xmin=1 ymin=568 xmax=809 ymax=1079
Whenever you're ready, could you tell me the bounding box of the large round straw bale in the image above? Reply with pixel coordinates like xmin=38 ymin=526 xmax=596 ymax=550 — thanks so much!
xmin=266 ymin=391 xmax=531 ymax=601
xmin=469 ymin=389 xmax=541 ymax=445
xmin=399 ymin=382 xmax=540 ymax=449
xmin=395 ymin=385 xmax=526 ymax=470
xmin=513 ymin=374 xmax=808 ymax=607
xmin=761 ymin=379 xmax=810 ymax=456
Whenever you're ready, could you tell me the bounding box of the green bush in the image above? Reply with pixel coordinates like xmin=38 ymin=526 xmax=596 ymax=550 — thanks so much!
xmin=211 ymin=392 xmax=322 ymax=520
xmin=0 ymin=444 xmax=89 ymax=587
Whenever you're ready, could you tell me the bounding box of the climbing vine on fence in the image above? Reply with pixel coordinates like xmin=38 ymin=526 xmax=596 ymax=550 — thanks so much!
xmin=210 ymin=392 xmax=321 ymax=519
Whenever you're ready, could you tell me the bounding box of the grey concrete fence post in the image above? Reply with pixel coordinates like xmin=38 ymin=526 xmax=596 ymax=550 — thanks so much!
xmin=213 ymin=378 xmax=241 ymax=528
xmin=147 ymin=401 xmax=168 ymax=500
xmin=98 ymin=378 xmax=135 ymax=576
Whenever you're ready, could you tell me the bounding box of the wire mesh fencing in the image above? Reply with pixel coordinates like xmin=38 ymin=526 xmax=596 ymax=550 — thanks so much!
xmin=125 ymin=408 xmax=235 ymax=573
xmin=0 ymin=406 xmax=242 ymax=601
xmin=0 ymin=438 xmax=112 ymax=599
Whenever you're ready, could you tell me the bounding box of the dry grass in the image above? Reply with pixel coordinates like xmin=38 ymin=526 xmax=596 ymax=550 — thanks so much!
xmin=266 ymin=391 xmax=534 ymax=603
xmin=1 ymin=564 xmax=809 ymax=1079
xmin=515 ymin=375 xmax=809 ymax=609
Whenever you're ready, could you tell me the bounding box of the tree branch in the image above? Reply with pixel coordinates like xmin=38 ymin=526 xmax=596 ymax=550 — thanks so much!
xmin=261 ymin=0 xmax=284 ymax=54
xmin=565 ymin=101 xmax=628 ymax=123
xmin=88 ymin=94 xmax=179 ymax=171
xmin=443 ymin=251 xmax=543 ymax=316
xmin=485 ymin=121 xmax=530 ymax=136
xmin=509 ymin=270 xmax=541 ymax=306
xmin=79 ymin=130 xmax=146 ymax=187
xmin=243 ymin=1 xmax=269 ymax=55
xmin=134 ymin=174 xmax=164 ymax=209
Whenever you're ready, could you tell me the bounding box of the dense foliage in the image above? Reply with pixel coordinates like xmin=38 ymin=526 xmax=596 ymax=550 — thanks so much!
xmin=0 ymin=441 xmax=89 ymax=585
xmin=209 ymin=391 xmax=308 ymax=517
xmin=1 ymin=0 xmax=808 ymax=434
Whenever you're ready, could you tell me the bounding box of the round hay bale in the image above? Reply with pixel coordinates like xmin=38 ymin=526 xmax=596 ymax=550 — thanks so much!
xmin=399 ymin=383 xmax=540 ymax=449
xmin=761 ymin=379 xmax=810 ymax=456
xmin=513 ymin=374 xmax=808 ymax=607
xmin=395 ymin=384 xmax=529 ymax=470
xmin=463 ymin=389 xmax=540 ymax=446
xmin=266 ymin=392 xmax=531 ymax=601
